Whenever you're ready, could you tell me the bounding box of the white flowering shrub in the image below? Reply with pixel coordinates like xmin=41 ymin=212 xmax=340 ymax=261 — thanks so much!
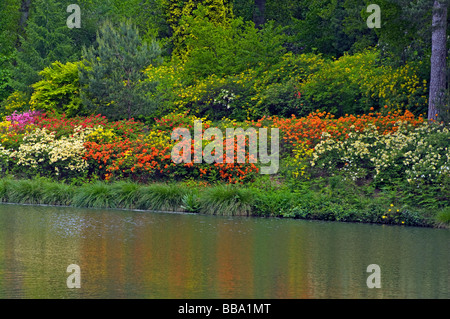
xmin=311 ymin=122 xmax=450 ymax=186
xmin=9 ymin=126 xmax=94 ymax=178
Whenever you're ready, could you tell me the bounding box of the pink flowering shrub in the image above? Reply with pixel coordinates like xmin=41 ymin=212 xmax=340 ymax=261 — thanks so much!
xmin=5 ymin=110 xmax=41 ymax=129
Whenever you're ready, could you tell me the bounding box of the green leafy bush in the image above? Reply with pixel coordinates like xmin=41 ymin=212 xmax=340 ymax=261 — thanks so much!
xmin=0 ymin=91 xmax=30 ymax=116
xmin=30 ymin=61 xmax=83 ymax=117
xmin=297 ymin=49 xmax=428 ymax=116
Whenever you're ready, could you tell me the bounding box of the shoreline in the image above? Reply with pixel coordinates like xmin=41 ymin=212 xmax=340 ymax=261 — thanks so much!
xmin=0 ymin=177 xmax=447 ymax=229
xmin=0 ymin=200 xmax=444 ymax=230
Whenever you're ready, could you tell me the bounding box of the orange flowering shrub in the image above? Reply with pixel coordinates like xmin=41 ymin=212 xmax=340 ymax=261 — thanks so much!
xmin=248 ymin=109 xmax=425 ymax=153
xmin=83 ymin=136 xmax=259 ymax=184
xmin=1 ymin=109 xmax=427 ymax=186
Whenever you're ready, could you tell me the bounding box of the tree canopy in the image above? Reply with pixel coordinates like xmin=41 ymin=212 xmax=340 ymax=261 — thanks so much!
xmin=0 ymin=0 xmax=448 ymax=121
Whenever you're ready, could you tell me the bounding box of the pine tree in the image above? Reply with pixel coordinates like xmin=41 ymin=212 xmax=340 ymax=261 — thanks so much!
xmin=79 ymin=20 xmax=163 ymax=120
xmin=9 ymin=0 xmax=79 ymax=95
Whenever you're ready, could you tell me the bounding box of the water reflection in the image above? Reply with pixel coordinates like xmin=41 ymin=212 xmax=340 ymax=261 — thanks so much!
xmin=0 ymin=204 xmax=448 ymax=298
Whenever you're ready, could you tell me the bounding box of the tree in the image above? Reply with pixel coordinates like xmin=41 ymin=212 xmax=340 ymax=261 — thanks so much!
xmin=253 ymin=0 xmax=266 ymax=28
xmin=0 ymin=0 xmax=22 ymax=56
xmin=428 ymin=0 xmax=448 ymax=121
xmin=164 ymin=0 xmax=233 ymax=58
xmin=0 ymin=55 xmax=13 ymax=103
xmin=9 ymin=0 xmax=80 ymax=95
xmin=179 ymin=4 xmax=286 ymax=83
xmin=79 ymin=20 xmax=163 ymax=120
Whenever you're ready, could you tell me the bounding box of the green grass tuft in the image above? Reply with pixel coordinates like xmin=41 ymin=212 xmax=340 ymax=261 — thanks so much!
xmin=137 ymin=183 xmax=189 ymax=212
xmin=0 ymin=178 xmax=13 ymax=202
xmin=8 ymin=178 xmax=46 ymax=204
xmin=199 ymin=185 xmax=254 ymax=216
xmin=73 ymin=182 xmax=117 ymax=208
xmin=435 ymin=207 xmax=450 ymax=226
xmin=41 ymin=181 xmax=74 ymax=206
xmin=111 ymin=181 xmax=142 ymax=209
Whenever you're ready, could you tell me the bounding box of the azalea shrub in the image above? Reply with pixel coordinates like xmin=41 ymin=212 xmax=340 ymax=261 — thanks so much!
xmin=311 ymin=121 xmax=450 ymax=184
xmin=82 ymin=111 xmax=259 ymax=184
xmin=0 ymin=109 xmax=447 ymax=207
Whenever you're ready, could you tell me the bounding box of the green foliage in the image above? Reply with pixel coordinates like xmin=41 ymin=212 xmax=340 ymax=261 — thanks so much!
xmin=170 ymin=71 xmax=254 ymax=121
xmin=9 ymin=0 xmax=81 ymax=95
xmin=165 ymin=0 xmax=233 ymax=58
xmin=297 ymin=49 xmax=428 ymax=116
xmin=137 ymin=183 xmax=189 ymax=211
xmin=248 ymin=52 xmax=326 ymax=118
xmin=7 ymin=177 xmax=47 ymax=205
xmin=73 ymin=181 xmax=117 ymax=208
xmin=180 ymin=192 xmax=201 ymax=212
xmin=79 ymin=19 xmax=163 ymax=120
xmin=252 ymin=188 xmax=299 ymax=217
xmin=0 ymin=91 xmax=30 ymax=116
xmin=199 ymin=184 xmax=254 ymax=216
xmin=109 ymin=0 xmax=171 ymax=45
xmin=111 ymin=181 xmax=142 ymax=209
xmin=287 ymin=0 xmax=356 ymax=57
xmin=179 ymin=5 xmax=286 ymax=83
xmin=40 ymin=180 xmax=74 ymax=206
xmin=435 ymin=206 xmax=450 ymax=226
xmin=30 ymin=61 xmax=83 ymax=116
xmin=0 ymin=54 xmax=13 ymax=104
xmin=0 ymin=0 xmax=22 ymax=56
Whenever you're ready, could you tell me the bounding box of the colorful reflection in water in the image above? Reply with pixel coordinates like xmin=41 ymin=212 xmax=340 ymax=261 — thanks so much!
xmin=0 ymin=204 xmax=448 ymax=298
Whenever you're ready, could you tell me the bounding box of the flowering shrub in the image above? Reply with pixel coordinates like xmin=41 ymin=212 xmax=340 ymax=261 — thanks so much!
xmin=248 ymin=109 xmax=425 ymax=156
xmin=10 ymin=126 xmax=93 ymax=178
xmin=311 ymin=121 xmax=450 ymax=186
xmin=283 ymin=142 xmax=314 ymax=180
xmin=5 ymin=110 xmax=41 ymax=129
xmin=0 ymin=109 xmax=445 ymax=198
xmin=0 ymin=111 xmax=40 ymax=148
xmin=87 ymin=126 xmax=118 ymax=143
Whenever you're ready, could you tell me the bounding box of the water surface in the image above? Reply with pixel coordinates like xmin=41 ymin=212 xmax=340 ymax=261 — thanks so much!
xmin=0 ymin=204 xmax=448 ymax=298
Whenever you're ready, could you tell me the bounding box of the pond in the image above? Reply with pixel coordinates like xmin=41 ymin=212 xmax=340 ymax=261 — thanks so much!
xmin=0 ymin=204 xmax=448 ymax=299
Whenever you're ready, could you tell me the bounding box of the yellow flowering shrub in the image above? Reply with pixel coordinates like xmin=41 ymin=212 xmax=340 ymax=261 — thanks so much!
xmin=144 ymin=129 xmax=173 ymax=149
xmin=87 ymin=125 xmax=118 ymax=143
xmin=284 ymin=142 xmax=314 ymax=180
xmin=0 ymin=120 xmax=12 ymax=143
xmin=0 ymin=119 xmax=34 ymax=148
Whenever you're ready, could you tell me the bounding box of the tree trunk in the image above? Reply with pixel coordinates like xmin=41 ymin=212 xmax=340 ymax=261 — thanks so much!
xmin=18 ymin=0 xmax=31 ymax=33
xmin=253 ymin=0 xmax=266 ymax=28
xmin=428 ymin=0 xmax=447 ymax=121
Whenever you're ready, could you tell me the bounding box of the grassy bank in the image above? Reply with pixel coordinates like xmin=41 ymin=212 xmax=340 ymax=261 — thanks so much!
xmin=0 ymin=177 xmax=448 ymax=228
